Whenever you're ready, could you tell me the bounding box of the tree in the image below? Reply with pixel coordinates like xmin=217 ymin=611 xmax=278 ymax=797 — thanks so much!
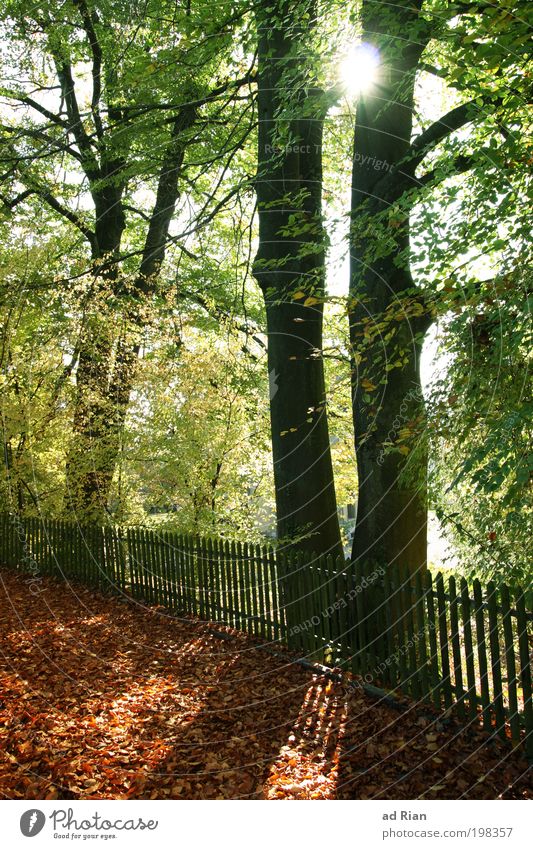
xmin=347 ymin=0 xmax=530 ymax=570
xmin=253 ymin=0 xmax=342 ymax=558
xmin=116 ymin=321 xmax=274 ymax=538
xmin=0 ymin=0 xmax=254 ymax=521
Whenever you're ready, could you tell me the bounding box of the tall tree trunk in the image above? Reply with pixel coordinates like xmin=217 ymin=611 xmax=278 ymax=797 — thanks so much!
xmin=64 ymin=109 xmax=195 ymax=522
xmin=349 ymin=1 xmax=431 ymax=570
xmin=64 ymin=329 xmax=139 ymax=523
xmin=64 ymin=179 xmax=127 ymax=522
xmin=253 ymin=0 xmax=342 ymax=558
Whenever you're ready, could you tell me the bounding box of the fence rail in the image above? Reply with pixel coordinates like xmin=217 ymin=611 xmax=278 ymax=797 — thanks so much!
xmin=1 ymin=513 xmax=531 ymax=756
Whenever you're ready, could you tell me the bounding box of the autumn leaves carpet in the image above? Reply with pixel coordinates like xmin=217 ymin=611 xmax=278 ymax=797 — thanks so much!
xmin=0 ymin=570 xmax=530 ymax=800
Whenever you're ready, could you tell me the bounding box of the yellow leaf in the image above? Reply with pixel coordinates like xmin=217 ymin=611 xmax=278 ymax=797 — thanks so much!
xmin=292 ymin=291 xmax=306 ymax=300
xmin=303 ymin=296 xmax=320 ymax=307
xmin=398 ymin=445 xmax=410 ymax=455
xmin=361 ymin=378 xmax=376 ymax=391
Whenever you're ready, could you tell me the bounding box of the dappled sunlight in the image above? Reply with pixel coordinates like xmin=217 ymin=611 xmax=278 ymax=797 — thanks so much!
xmin=0 ymin=572 xmax=530 ymax=800
xmin=263 ymin=678 xmax=349 ymax=799
xmin=0 ymin=572 xmax=314 ymax=799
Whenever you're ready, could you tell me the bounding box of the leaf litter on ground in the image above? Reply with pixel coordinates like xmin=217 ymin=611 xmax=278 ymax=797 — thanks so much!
xmin=0 ymin=571 xmax=530 ymax=800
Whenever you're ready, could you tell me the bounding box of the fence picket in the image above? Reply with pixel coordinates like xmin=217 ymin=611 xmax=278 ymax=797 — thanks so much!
xmin=250 ymin=543 xmax=260 ymax=638
xmin=353 ymin=560 xmax=367 ymax=676
xmin=448 ymin=576 xmax=466 ymax=720
xmin=435 ymin=573 xmax=453 ymax=710
xmin=473 ymin=579 xmax=492 ymax=732
xmin=318 ymin=555 xmax=331 ymax=662
xmin=259 ymin=546 xmax=272 ymax=642
xmin=187 ymin=535 xmax=198 ymax=617
xmin=487 ymin=581 xmax=506 ymax=739
xmin=255 ymin=544 xmax=267 ymax=640
xmin=292 ymin=551 xmax=306 ymax=657
xmin=500 ymin=583 xmax=520 ymax=745
xmin=173 ymin=533 xmax=183 ymax=612
xmin=402 ymin=565 xmax=419 ymax=699
xmin=414 ymin=570 xmax=430 ymax=701
xmin=424 ymin=571 xmax=441 ymax=710
xmin=515 ymin=589 xmax=533 ymax=759
xmin=460 ymin=577 xmax=478 ymax=721
xmin=206 ymin=538 xmax=215 ymax=621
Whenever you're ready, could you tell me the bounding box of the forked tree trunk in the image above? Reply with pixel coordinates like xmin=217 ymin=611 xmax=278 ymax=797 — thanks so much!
xmin=253 ymin=0 xmax=342 ymax=559
xmin=64 ymin=108 xmax=195 ymax=522
xmin=349 ymin=1 xmax=431 ymax=571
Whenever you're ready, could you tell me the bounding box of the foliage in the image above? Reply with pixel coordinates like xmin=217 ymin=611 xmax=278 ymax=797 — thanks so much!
xmin=0 ymin=0 xmax=531 ymax=572
xmin=113 ymin=321 xmax=275 ymax=538
xmin=0 ymin=228 xmax=81 ymax=515
xmin=426 ymin=256 xmax=532 ymax=585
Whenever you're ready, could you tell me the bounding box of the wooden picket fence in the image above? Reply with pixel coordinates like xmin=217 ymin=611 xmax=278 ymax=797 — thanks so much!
xmin=1 ymin=513 xmax=532 ymax=756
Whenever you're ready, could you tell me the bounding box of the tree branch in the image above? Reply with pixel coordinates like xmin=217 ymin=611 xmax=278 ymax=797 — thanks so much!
xmin=1 ymin=123 xmax=84 ymax=163
xmin=4 ymin=92 xmax=70 ymax=129
xmin=135 ymin=104 xmax=198 ymax=296
xmin=72 ymin=0 xmax=104 ymax=139
xmin=122 ymin=204 xmax=152 ymax=223
xmin=410 ymin=100 xmax=478 ymax=162
xmin=54 ymin=59 xmax=100 ymax=180
xmin=119 ymin=72 xmax=256 ymax=123
xmin=372 ymin=98 xmax=501 ymax=203
xmin=0 ymin=189 xmax=34 ymax=209
xmin=38 ymin=190 xmax=95 ymax=247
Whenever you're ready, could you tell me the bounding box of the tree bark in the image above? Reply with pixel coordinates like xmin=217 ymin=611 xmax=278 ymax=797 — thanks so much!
xmin=64 ymin=175 xmax=127 ymax=522
xmin=64 ymin=109 xmax=195 ymax=522
xmin=349 ymin=1 xmax=431 ymax=571
xmin=253 ymin=0 xmax=342 ymax=559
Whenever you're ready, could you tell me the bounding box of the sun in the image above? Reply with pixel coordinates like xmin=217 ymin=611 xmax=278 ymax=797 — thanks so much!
xmin=339 ymin=42 xmax=380 ymax=96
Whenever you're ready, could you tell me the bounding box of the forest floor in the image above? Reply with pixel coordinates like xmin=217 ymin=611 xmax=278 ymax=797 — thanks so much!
xmin=0 ymin=570 xmax=531 ymax=800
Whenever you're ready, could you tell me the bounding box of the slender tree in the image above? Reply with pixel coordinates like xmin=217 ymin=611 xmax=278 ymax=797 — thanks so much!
xmin=253 ymin=0 xmax=342 ymax=558
xmin=347 ymin=0 xmax=530 ymax=570
xmin=348 ymin=1 xmax=430 ymax=570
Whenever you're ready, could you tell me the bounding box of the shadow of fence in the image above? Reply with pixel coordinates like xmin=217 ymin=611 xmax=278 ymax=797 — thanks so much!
xmin=1 ymin=512 xmax=531 ymax=757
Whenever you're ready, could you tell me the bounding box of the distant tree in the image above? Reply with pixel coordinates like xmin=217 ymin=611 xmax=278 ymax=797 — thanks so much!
xmin=0 ymin=0 xmax=254 ymax=521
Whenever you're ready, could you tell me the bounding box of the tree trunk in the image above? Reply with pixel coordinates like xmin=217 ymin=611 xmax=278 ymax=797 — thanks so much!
xmin=253 ymin=0 xmax=342 ymax=558
xmin=64 ymin=110 xmax=194 ymax=522
xmin=349 ymin=1 xmax=431 ymax=570
xmin=64 ymin=330 xmax=139 ymax=523
xmin=351 ymin=328 xmax=429 ymax=570
xmin=64 ymin=182 xmax=127 ymax=522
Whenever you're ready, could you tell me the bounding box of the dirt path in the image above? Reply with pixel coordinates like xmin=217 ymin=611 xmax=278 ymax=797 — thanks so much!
xmin=0 ymin=570 xmax=530 ymax=799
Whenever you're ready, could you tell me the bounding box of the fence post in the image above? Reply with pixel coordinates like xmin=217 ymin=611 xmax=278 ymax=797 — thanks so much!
xmin=500 ymin=583 xmax=520 ymax=746
xmin=487 ymin=581 xmax=506 ymax=739
xmin=448 ymin=575 xmax=466 ymax=720
xmin=515 ymin=588 xmax=533 ymax=760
